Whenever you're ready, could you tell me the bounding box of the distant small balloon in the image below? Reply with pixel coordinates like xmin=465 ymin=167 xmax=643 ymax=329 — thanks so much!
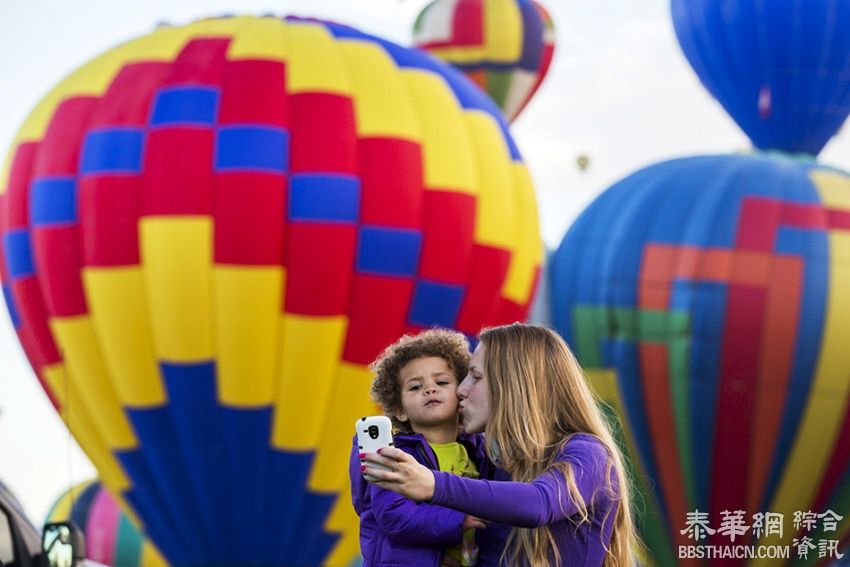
xmin=413 ymin=0 xmax=556 ymax=123
xmin=576 ymin=154 xmax=590 ymax=171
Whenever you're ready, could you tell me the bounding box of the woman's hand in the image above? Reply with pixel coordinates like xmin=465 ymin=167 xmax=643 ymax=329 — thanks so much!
xmin=361 ymin=447 xmax=436 ymax=501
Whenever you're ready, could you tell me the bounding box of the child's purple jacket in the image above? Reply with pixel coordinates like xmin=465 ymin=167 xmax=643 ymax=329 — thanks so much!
xmin=350 ymin=431 xmax=509 ymax=566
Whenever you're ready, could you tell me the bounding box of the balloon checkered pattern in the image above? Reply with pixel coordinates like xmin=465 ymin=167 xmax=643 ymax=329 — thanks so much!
xmin=0 ymin=15 xmax=542 ymax=566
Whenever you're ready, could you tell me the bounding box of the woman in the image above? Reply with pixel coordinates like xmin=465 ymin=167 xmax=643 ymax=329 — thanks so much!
xmin=362 ymin=323 xmax=640 ymax=566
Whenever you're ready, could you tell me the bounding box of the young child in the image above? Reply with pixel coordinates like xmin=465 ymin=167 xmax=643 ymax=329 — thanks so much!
xmin=350 ymin=329 xmax=493 ymax=567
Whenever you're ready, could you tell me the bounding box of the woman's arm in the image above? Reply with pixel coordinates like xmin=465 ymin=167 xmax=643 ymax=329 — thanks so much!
xmin=432 ymin=472 xmax=571 ymax=528
xmin=364 ymin=436 xmax=611 ymax=528
xmin=433 ymin=437 xmax=610 ymax=527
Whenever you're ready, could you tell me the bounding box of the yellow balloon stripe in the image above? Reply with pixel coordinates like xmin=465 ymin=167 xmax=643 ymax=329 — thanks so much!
xmin=215 ymin=267 xmax=284 ymax=407
xmin=49 ymin=317 xmax=137 ymax=449
xmin=83 ymin=268 xmax=165 ymax=407
xmin=762 ymin=232 xmax=850 ymax=554
xmin=402 ymin=69 xmax=476 ymax=195
xmin=423 ymin=46 xmax=488 ymax=66
xmin=338 ymin=39 xmax=420 ymax=141
xmin=464 ymin=111 xmax=515 ymax=247
xmin=140 ymin=217 xmax=213 ymax=362
xmin=484 ymin=0 xmax=524 ymax=62
xmin=502 ymin=163 xmax=543 ymax=304
xmin=227 ymin=16 xmax=288 ymax=62
xmin=271 ymin=314 xmax=347 ymax=450
xmin=308 ymin=362 xmax=379 ymax=492
xmin=42 ymin=363 xmax=131 ymax=493
xmin=286 ymin=20 xmax=353 ymax=96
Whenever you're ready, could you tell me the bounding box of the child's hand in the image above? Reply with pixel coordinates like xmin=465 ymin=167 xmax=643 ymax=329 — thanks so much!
xmin=462 ymin=515 xmax=486 ymax=530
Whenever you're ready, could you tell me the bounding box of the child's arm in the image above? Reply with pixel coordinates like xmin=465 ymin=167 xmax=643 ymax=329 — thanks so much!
xmin=370 ymin=483 xmax=469 ymax=546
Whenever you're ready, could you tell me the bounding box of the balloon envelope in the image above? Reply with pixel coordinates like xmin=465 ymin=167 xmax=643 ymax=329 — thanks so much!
xmin=0 ymin=15 xmax=542 ymax=566
xmin=551 ymin=153 xmax=850 ymax=565
xmin=413 ymin=0 xmax=555 ymax=123
xmin=46 ymin=480 xmax=167 ymax=567
xmin=672 ymin=0 xmax=850 ymax=156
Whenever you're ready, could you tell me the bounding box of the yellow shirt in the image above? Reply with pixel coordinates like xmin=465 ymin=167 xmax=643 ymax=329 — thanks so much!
xmin=429 ymin=441 xmax=480 ymax=566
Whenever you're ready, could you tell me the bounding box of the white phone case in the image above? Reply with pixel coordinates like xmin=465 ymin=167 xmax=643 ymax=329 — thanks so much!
xmin=355 ymin=415 xmax=394 ymax=481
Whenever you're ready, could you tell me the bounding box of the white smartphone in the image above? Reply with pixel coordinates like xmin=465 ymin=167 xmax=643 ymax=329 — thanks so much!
xmin=355 ymin=415 xmax=394 ymax=481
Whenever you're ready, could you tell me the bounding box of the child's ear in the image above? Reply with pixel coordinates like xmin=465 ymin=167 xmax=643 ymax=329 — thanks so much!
xmin=394 ymin=409 xmax=409 ymax=424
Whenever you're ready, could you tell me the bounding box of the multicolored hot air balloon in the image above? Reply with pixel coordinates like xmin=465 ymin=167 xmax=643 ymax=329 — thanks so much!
xmin=46 ymin=480 xmax=167 ymax=567
xmin=672 ymin=0 xmax=850 ymax=156
xmin=0 ymin=15 xmax=541 ymax=566
xmin=547 ymin=3 xmax=850 ymax=564
xmin=413 ymin=0 xmax=555 ymax=123
xmin=551 ymin=152 xmax=850 ymax=566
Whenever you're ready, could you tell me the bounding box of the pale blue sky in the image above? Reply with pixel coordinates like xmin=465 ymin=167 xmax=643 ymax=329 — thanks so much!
xmin=2 ymin=0 xmax=850 ymax=526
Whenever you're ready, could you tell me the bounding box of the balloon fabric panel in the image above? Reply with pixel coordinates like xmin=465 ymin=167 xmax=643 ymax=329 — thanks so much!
xmin=0 ymin=16 xmax=541 ymax=566
xmin=551 ymin=153 xmax=850 ymax=565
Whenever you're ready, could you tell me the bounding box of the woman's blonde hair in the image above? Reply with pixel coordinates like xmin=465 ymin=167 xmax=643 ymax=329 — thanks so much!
xmin=479 ymin=323 xmax=640 ymax=566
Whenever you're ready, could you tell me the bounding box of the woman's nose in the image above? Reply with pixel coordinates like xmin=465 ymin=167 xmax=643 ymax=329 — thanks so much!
xmin=457 ymin=376 xmax=470 ymax=398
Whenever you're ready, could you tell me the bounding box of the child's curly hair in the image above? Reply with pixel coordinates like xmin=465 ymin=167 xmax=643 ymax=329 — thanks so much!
xmin=370 ymin=329 xmax=471 ymax=433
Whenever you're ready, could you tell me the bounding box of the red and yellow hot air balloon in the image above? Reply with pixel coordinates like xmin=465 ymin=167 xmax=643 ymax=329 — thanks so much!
xmin=0 ymin=15 xmax=542 ymax=566
xmin=413 ymin=0 xmax=555 ymax=123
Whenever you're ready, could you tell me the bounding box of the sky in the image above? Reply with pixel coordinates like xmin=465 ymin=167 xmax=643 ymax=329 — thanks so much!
xmin=2 ymin=0 xmax=850 ymax=528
